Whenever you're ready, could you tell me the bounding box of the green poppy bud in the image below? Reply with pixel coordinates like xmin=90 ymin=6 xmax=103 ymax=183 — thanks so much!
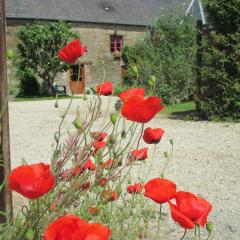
xmin=164 ymin=152 xmax=169 ymax=158
xmin=132 ymin=65 xmax=138 ymax=75
xmin=206 ymin=222 xmax=214 ymax=232
xmin=25 ymin=228 xmax=34 ymax=240
xmin=72 ymin=119 xmax=83 ymax=129
xmin=110 ymin=112 xmax=118 ymax=124
xmin=170 ymin=139 xmax=174 ymax=145
xmin=108 ymin=134 xmax=116 ymax=145
xmin=6 ymin=48 xmax=15 ymax=60
xmin=148 ymin=75 xmax=156 ymax=86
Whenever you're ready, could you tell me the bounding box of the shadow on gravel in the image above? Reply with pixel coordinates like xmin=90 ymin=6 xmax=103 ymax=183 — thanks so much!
xmin=167 ymin=110 xmax=203 ymax=121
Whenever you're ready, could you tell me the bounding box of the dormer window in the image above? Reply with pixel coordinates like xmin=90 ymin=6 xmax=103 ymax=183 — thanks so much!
xmin=110 ymin=35 xmax=123 ymax=52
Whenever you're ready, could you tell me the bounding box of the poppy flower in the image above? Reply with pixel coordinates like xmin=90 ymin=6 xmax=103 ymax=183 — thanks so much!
xmin=89 ymin=207 xmax=100 ymax=215
xmin=8 ymin=163 xmax=56 ymax=199
xmin=58 ymin=39 xmax=87 ymax=64
xmin=101 ymin=190 xmax=118 ymax=202
xmin=118 ymin=88 xmax=145 ymax=102
xmin=130 ymin=147 xmax=148 ymax=161
xmin=91 ymin=132 xmax=108 ymax=141
xmin=121 ymin=95 xmax=164 ymax=123
xmin=102 ymin=159 xmax=113 ymax=169
xmin=168 ymin=191 xmax=212 ymax=229
xmin=127 ymin=183 xmax=143 ymax=194
xmin=98 ymin=178 xmax=108 ymax=187
xmin=96 ymin=82 xmax=113 ymax=96
xmin=92 ymin=141 xmax=107 ymax=152
xmin=85 ymin=223 xmax=111 ymax=240
xmin=143 ymin=127 xmax=164 ymax=144
xmin=82 ymin=160 xmax=97 ymax=171
xmin=144 ymin=178 xmax=176 ymax=204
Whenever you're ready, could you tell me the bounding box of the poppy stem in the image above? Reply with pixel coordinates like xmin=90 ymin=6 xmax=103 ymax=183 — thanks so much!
xmin=180 ymin=229 xmax=187 ymax=240
xmin=159 ymin=204 xmax=162 ymax=219
xmin=136 ymin=123 xmax=144 ymax=149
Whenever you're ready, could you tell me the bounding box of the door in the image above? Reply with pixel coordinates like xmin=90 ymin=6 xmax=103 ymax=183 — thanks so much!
xmin=69 ymin=64 xmax=85 ymax=94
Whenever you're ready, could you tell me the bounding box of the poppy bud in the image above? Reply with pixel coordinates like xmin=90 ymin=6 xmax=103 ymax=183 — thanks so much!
xmin=110 ymin=112 xmax=118 ymax=124
xmin=148 ymin=75 xmax=156 ymax=86
xmin=72 ymin=119 xmax=83 ymax=129
xmin=121 ymin=130 xmax=126 ymax=139
xmin=164 ymin=152 xmax=169 ymax=158
xmin=7 ymin=48 xmax=15 ymax=60
xmin=206 ymin=222 xmax=214 ymax=232
xmin=108 ymin=134 xmax=116 ymax=145
xmin=132 ymin=65 xmax=138 ymax=75
xmin=170 ymin=139 xmax=174 ymax=145
xmin=25 ymin=228 xmax=34 ymax=240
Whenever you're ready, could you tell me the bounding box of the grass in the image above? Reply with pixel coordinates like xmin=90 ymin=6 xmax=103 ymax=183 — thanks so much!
xmin=161 ymin=101 xmax=195 ymax=116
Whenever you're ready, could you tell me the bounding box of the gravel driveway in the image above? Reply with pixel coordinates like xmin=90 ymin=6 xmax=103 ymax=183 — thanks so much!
xmin=9 ymin=97 xmax=240 ymax=240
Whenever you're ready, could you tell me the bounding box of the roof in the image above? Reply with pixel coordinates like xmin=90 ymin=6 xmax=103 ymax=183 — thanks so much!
xmin=6 ymin=0 xmax=204 ymax=26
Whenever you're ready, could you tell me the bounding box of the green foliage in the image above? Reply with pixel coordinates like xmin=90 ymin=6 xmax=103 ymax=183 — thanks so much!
xmin=16 ymin=59 xmax=40 ymax=96
xmin=17 ymin=21 xmax=79 ymax=95
xmin=201 ymin=0 xmax=240 ymax=121
xmin=122 ymin=15 xmax=197 ymax=104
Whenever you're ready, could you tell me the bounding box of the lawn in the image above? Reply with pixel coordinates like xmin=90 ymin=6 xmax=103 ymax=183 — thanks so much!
xmin=161 ymin=101 xmax=195 ymax=116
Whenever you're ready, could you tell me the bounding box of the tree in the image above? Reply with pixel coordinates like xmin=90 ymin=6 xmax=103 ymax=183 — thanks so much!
xmin=17 ymin=21 xmax=79 ymax=95
xmin=200 ymin=0 xmax=240 ymax=121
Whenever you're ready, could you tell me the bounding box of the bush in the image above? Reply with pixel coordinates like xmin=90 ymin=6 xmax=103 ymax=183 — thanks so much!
xmin=201 ymin=0 xmax=240 ymax=121
xmin=122 ymin=14 xmax=197 ymax=104
xmin=16 ymin=59 xmax=40 ymax=96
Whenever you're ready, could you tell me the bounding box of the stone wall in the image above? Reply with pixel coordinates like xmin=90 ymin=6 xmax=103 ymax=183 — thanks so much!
xmin=6 ymin=19 xmax=147 ymax=92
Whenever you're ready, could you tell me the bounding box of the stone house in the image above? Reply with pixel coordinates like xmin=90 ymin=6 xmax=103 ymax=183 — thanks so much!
xmin=6 ymin=0 xmax=205 ymax=94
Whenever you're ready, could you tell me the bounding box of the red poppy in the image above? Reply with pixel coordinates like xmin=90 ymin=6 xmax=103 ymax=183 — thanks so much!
xmin=127 ymin=183 xmax=143 ymax=194
xmin=89 ymin=207 xmax=100 ymax=215
xmin=143 ymin=127 xmax=164 ymax=144
xmin=144 ymin=178 xmax=176 ymax=204
xmin=168 ymin=191 xmax=212 ymax=229
xmin=92 ymin=141 xmax=107 ymax=152
xmin=101 ymin=190 xmax=118 ymax=202
xmin=8 ymin=163 xmax=55 ymax=199
xmin=81 ymin=181 xmax=91 ymax=190
xmin=118 ymin=88 xmax=145 ymax=102
xmin=98 ymin=178 xmax=108 ymax=187
xmin=82 ymin=160 xmax=97 ymax=171
xmin=102 ymin=159 xmax=113 ymax=169
xmin=58 ymin=39 xmax=87 ymax=64
xmin=96 ymin=82 xmax=113 ymax=96
xmin=91 ymin=132 xmax=108 ymax=141
xmin=42 ymin=215 xmax=88 ymax=240
xmin=85 ymin=223 xmax=111 ymax=240
xmin=121 ymin=95 xmax=164 ymax=123
xmin=130 ymin=147 xmax=148 ymax=161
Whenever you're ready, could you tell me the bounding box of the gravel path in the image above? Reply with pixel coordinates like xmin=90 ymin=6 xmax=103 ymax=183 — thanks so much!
xmin=9 ymin=97 xmax=240 ymax=240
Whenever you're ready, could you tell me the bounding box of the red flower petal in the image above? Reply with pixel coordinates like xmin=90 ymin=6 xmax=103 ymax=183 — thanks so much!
xmin=130 ymin=148 xmax=148 ymax=161
xmin=118 ymin=88 xmax=145 ymax=102
xmin=168 ymin=201 xmax=195 ymax=229
xmin=121 ymin=95 xmax=164 ymax=123
xmin=8 ymin=163 xmax=55 ymax=199
xmin=91 ymin=132 xmax=108 ymax=141
xmin=144 ymin=178 xmax=176 ymax=204
xmin=58 ymin=39 xmax=86 ymax=64
xmin=127 ymin=183 xmax=143 ymax=194
xmin=143 ymin=127 xmax=164 ymax=144
xmin=96 ymin=82 xmax=113 ymax=96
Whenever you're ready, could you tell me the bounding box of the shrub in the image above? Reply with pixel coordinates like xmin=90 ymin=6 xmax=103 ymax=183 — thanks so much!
xmin=201 ymin=0 xmax=240 ymax=121
xmin=122 ymin=14 xmax=197 ymax=104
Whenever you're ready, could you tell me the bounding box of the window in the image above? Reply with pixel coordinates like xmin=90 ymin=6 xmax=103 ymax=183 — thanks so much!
xmin=110 ymin=35 xmax=123 ymax=52
xmin=70 ymin=64 xmax=85 ymax=81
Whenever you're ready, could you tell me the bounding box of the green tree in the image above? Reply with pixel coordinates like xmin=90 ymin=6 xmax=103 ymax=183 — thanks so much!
xmin=201 ymin=0 xmax=240 ymax=121
xmin=17 ymin=21 xmax=79 ymax=95
xmin=122 ymin=14 xmax=196 ymax=104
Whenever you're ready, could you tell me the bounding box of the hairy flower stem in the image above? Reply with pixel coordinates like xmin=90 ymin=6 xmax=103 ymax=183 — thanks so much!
xmin=136 ymin=123 xmax=144 ymax=149
xmin=160 ymin=141 xmax=174 ymax=178
xmin=180 ymin=229 xmax=187 ymax=240
xmin=153 ymin=204 xmax=162 ymax=240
